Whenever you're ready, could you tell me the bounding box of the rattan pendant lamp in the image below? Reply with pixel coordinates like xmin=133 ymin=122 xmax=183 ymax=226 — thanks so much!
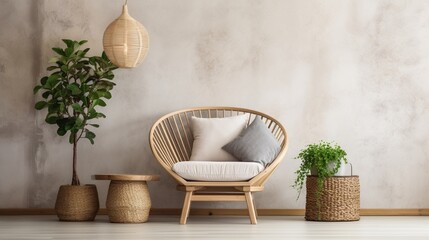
xmin=103 ymin=0 xmax=149 ymax=68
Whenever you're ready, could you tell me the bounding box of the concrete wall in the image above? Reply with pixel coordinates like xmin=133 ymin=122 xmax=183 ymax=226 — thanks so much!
xmin=1 ymin=0 xmax=428 ymax=209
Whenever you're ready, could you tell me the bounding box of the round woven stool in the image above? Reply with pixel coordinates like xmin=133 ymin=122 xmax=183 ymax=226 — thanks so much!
xmin=94 ymin=174 xmax=160 ymax=223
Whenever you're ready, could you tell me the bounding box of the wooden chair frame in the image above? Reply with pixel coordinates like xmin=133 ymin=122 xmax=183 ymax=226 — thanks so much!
xmin=149 ymin=107 xmax=289 ymax=224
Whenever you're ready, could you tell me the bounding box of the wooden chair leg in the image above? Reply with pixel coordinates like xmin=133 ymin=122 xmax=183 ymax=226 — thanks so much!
xmin=254 ymin=198 xmax=259 ymax=218
xmin=244 ymin=192 xmax=257 ymax=224
xmin=180 ymin=191 xmax=193 ymax=224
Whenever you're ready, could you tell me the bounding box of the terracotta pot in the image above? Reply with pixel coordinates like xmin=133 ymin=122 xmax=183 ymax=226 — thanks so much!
xmin=55 ymin=184 xmax=99 ymax=221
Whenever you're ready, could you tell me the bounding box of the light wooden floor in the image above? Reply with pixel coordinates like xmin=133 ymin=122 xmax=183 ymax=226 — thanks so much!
xmin=0 ymin=215 xmax=428 ymax=240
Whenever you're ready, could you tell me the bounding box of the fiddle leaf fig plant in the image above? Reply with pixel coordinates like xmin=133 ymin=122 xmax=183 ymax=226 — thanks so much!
xmin=293 ymin=141 xmax=347 ymax=216
xmin=33 ymin=39 xmax=117 ymax=186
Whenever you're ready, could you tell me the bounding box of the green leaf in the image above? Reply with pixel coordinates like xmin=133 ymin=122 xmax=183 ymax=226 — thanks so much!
xmin=104 ymin=91 xmax=112 ymax=99
xmin=71 ymin=103 xmax=83 ymax=113
xmin=69 ymin=132 xmax=75 ymax=144
xmin=48 ymin=103 xmax=60 ymax=112
xmin=56 ymin=118 xmax=68 ymax=128
xmin=96 ymin=113 xmax=106 ymax=118
xmin=65 ymin=47 xmax=74 ymax=57
xmin=75 ymin=117 xmax=84 ymax=128
xmin=88 ymin=109 xmax=97 ymax=119
xmin=89 ymin=92 xmax=99 ymax=100
xmin=102 ymin=51 xmax=109 ymax=61
xmin=52 ymin=47 xmax=65 ymax=56
xmin=97 ymin=90 xmax=112 ymax=99
xmin=89 ymin=124 xmax=99 ymax=128
xmin=65 ymin=118 xmax=75 ymax=131
xmin=80 ymin=60 xmax=90 ymax=66
xmin=46 ymin=66 xmax=58 ymax=71
xmin=94 ymin=80 xmax=115 ymax=91
xmin=85 ymin=130 xmax=96 ymax=139
xmin=68 ymin=67 xmax=76 ymax=75
xmin=47 ymin=74 xmax=59 ymax=82
xmin=46 ymin=74 xmax=60 ymax=89
xmin=79 ymin=40 xmax=88 ymax=45
xmin=89 ymin=57 xmax=96 ymax=66
xmin=82 ymin=97 xmax=89 ymax=107
xmin=48 ymin=57 xmax=60 ymax=63
xmin=57 ymin=127 xmax=67 ymax=136
xmin=59 ymin=102 xmax=65 ymax=112
xmin=53 ymin=90 xmax=62 ymax=99
xmin=62 ymin=39 xmax=74 ymax=48
xmin=82 ymin=48 xmax=90 ymax=55
xmin=45 ymin=114 xmax=58 ymax=124
xmin=35 ymin=101 xmax=48 ymax=110
xmin=41 ymin=91 xmax=51 ymax=99
xmin=67 ymin=84 xmax=82 ymax=95
xmin=40 ymin=76 xmax=48 ymax=85
xmin=33 ymin=85 xmax=42 ymax=94
xmin=85 ymin=129 xmax=96 ymax=145
xmin=73 ymin=42 xmax=81 ymax=51
xmin=60 ymin=65 xmax=68 ymax=72
xmin=105 ymin=72 xmax=115 ymax=80
xmin=94 ymin=99 xmax=106 ymax=107
xmin=70 ymin=127 xmax=79 ymax=133
xmin=80 ymin=84 xmax=88 ymax=94
xmin=79 ymin=73 xmax=89 ymax=83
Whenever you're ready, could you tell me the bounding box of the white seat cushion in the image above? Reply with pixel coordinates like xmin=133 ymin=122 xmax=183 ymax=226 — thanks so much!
xmin=172 ymin=161 xmax=265 ymax=181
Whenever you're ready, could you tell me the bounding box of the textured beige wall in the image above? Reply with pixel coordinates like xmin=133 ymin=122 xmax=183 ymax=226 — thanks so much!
xmin=1 ymin=0 xmax=429 ymax=209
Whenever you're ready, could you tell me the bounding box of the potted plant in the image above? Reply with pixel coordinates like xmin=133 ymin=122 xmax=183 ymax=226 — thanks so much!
xmin=293 ymin=141 xmax=348 ymax=219
xmin=33 ymin=39 xmax=117 ymax=221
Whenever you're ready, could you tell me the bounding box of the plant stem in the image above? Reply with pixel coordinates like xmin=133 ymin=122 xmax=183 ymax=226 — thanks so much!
xmin=71 ymin=133 xmax=80 ymax=186
xmin=77 ymin=127 xmax=85 ymax=142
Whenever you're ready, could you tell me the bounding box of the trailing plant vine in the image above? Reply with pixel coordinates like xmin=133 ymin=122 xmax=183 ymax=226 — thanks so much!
xmin=33 ymin=39 xmax=117 ymax=186
xmin=293 ymin=141 xmax=348 ymax=218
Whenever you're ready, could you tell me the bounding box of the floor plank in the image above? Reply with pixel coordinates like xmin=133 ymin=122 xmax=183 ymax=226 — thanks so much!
xmin=0 ymin=215 xmax=428 ymax=240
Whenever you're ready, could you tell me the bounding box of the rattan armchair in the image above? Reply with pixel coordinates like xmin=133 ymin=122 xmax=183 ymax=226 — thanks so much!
xmin=149 ymin=107 xmax=288 ymax=224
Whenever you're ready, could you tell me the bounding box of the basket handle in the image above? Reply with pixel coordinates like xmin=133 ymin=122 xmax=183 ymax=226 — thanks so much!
xmin=348 ymin=163 xmax=353 ymax=176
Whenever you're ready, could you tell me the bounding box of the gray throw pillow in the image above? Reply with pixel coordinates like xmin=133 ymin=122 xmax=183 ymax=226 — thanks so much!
xmin=222 ymin=117 xmax=281 ymax=166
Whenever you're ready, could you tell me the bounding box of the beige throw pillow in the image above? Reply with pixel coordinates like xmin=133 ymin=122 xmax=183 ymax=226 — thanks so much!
xmin=190 ymin=114 xmax=248 ymax=161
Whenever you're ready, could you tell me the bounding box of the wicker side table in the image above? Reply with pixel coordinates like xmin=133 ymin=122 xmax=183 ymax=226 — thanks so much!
xmin=93 ymin=174 xmax=160 ymax=223
xmin=305 ymin=175 xmax=360 ymax=221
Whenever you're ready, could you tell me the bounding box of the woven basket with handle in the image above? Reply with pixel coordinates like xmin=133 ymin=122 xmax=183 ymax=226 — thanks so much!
xmin=305 ymin=174 xmax=360 ymax=221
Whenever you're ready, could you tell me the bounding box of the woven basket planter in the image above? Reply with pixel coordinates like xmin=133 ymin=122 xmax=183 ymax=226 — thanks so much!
xmin=55 ymin=184 xmax=99 ymax=221
xmin=305 ymin=176 xmax=360 ymax=221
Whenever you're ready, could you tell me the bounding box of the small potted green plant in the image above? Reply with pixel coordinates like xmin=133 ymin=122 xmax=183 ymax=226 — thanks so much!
xmin=33 ymin=39 xmax=117 ymax=221
xmin=293 ymin=141 xmax=348 ymax=219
